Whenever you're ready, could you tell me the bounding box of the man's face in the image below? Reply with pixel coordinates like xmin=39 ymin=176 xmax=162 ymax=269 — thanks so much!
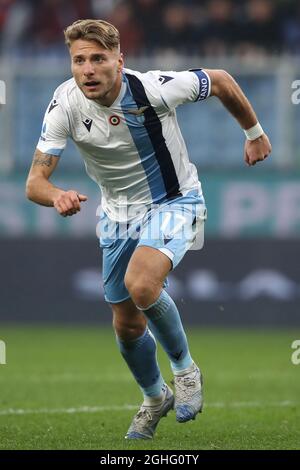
xmin=70 ymin=39 xmax=123 ymax=105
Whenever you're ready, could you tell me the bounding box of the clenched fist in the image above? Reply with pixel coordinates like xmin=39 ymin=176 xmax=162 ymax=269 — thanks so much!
xmin=53 ymin=190 xmax=88 ymax=217
xmin=244 ymin=134 xmax=272 ymax=166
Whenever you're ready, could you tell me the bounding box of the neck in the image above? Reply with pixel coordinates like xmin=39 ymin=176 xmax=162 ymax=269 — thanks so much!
xmin=96 ymin=74 xmax=122 ymax=107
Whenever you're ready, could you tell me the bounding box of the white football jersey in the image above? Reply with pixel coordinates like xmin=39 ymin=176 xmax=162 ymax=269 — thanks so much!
xmin=37 ymin=68 xmax=211 ymax=222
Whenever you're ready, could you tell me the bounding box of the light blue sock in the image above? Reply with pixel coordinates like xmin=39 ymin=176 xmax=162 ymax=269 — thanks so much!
xmin=116 ymin=328 xmax=165 ymax=397
xmin=141 ymin=290 xmax=193 ymax=373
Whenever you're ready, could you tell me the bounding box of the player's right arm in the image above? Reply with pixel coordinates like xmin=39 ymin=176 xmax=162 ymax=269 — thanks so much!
xmin=26 ymin=90 xmax=87 ymax=217
xmin=26 ymin=149 xmax=88 ymax=217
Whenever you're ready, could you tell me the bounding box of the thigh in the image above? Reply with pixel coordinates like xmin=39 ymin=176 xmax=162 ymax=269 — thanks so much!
xmin=136 ymin=194 xmax=207 ymax=270
xmin=126 ymin=245 xmax=172 ymax=289
xmin=99 ymin=211 xmax=139 ymax=303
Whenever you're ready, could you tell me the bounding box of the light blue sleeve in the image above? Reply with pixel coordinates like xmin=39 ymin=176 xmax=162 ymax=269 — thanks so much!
xmin=36 ymin=98 xmax=69 ymax=157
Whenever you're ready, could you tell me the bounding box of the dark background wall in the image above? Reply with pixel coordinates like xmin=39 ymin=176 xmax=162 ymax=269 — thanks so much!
xmin=1 ymin=238 xmax=299 ymax=326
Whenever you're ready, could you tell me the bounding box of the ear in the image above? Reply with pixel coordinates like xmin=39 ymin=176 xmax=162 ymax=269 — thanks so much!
xmin=118 ymin=53 xmax=124 ymax=72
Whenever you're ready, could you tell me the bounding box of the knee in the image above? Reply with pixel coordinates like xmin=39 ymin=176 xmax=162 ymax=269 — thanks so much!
xmin=111 ymin=305 xmax=146 ymax=341
xmin=124 ymin=273 xmax=159 ymax=309
xmin=113 ymin=316 xmax=146 ymax=341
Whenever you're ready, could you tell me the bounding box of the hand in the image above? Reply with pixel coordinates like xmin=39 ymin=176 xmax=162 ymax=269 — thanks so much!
xmin=244 ymin=134 xmax=272 ymax=166
xmin=53 ymin=190 xmax=88 ymax=217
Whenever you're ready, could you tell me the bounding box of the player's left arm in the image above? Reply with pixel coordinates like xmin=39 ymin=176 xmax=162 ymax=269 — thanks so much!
xmin=204 ymin=69 xmax=272 ymax=166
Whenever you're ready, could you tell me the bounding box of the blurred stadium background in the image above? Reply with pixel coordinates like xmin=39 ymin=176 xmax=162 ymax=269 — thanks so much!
xmin=1 ymin=0 xmax=300 ymax=326
xmin=1 ymin=0 xmax=300 ymax=451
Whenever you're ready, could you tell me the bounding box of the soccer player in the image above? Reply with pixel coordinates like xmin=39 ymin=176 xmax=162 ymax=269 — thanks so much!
xmin=26 ymin=19 xmax=271 ymax=439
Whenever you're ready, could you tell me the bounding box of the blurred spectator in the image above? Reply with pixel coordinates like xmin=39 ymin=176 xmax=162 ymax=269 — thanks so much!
xmin=0 ymin=0 xmax=32 ymax=56
xmin=133 ymin=0 xmax=163 ymax=54
xmin=282 ymin=3 xmax=300 ymax=55
xmin=0 ymin=0 xmax=93 ymax=57
xmin=91 ymin=0 xmax=121 ymax=19
xmin=107 ymin=2 xmax=144 ymax=55
xmin=27 ymin=0 xmax=92 ymax=54
xmin=159 ymin=3 xmax=193 ymax=54
xmin=238 ymin=0 xmax=282 ymax=56
xmin=0 ymin=0 xmax=300 ymax=58
xmin=0 ymin=0 xmax=14 ymax=42
xmin=196 ymin=0 xmax=238 ymax=56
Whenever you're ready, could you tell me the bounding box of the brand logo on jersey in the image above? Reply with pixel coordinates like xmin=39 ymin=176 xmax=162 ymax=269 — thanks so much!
xmin=124 ymin=106 xmax=149 ymax=116
xmin=83 ymin=118 xmax=93 ymax=132
xmin=158 ymin=75 xmax=174 ymax=85
xmin=48 ymin=99 xmax=59 ymax=113
xmin=163 ymin=236 xmax=173 ymax=245
xmin=109 ymin=115 xmax=121 ymax=126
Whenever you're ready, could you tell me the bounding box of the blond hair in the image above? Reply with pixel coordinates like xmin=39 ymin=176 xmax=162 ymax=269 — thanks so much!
xmin=64 ymin=19 xmax=120 ymax=51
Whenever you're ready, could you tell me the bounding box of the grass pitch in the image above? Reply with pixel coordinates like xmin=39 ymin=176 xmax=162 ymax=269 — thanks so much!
xmin=0 ymin=326 xmax=299 ymax=450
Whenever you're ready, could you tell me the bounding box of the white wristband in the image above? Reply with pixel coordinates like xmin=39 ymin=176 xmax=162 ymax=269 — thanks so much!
xmin=244 ymin=122 xmax=264 ymax=141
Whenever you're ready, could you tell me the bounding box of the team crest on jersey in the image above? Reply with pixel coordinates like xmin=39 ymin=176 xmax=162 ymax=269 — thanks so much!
xmin=83 ymin=118 xmax=93 ymax=132
xmin=48 ymin=99 xmax=59 ymax=113
xmin=123 ymin=106 xmax=148 ymax=124
xmin=158 ymin=75 xmax=174 ymax=85
xmin=109 ymin=115 xmax=120 ymax=126
xmin=124 ymin=106 xmax=149 ymax=116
